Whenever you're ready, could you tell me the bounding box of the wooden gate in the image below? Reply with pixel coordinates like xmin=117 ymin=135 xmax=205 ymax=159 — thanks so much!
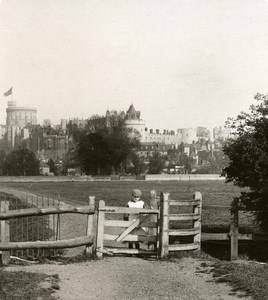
xmin=95 ymin=200 xmax=159 ymax=257
xmin=95 ymin=191 xmax=202 ymax=258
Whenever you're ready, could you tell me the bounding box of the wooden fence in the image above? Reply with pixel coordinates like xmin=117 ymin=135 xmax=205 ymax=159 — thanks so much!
xmin=0 ymin=196 xmax=95 ymax=266
xmin=4 ymin=190 xmax=264 ymax=264
xmin=202 ymin=200 xmax=268 ymax=260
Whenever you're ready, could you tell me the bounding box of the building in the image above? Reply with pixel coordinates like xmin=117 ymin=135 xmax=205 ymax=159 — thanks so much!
xmin=177 ymin=128 xmax=197 ymax=144
xmin=213 ymin=126 xmax=232 ymax=141
xmin=6 ymin=100 xmax=37 ymax=149
xmin=123 ymin=104 xmax=183 ymax=146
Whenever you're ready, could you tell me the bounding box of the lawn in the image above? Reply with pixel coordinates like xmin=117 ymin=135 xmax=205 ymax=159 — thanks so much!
xmin=1 ymin=180 xmax=246 ymax=230
xmin=1 ymin=180 xmax=241 ymax=207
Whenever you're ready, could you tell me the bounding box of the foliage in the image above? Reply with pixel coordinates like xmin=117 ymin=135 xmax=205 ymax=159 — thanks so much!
xmin=76 ymin=112 xmax=140 ymax=175
xmin=222 ymin=93 xmax=268 ymax=231
xmin=178 ymin=153 xmax=194 ymax=173
xmin=127 ymin=152 xmax=146 ymax=176
xmin=0 ymin=150 xmax=6 ymax=175
xmin=3 ymin=148 xmax=40 ymax=176
xmin=148 ymin=152 xmax=166 ymax=174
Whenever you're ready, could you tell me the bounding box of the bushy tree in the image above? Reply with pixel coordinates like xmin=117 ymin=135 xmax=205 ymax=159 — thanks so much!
xmin=3 ymin=149 xmax=40 ymax=176
xmin=127 ymin=152 xmax=146 ymax=176
xmin=76 ymin=112 xmax=140 ymax=175
xmin=222 ymin=93 xmax=268 ymax=231
xmin=148 ymin=152 xmax=166 ymax=174
xmin=0 ymin=150 xmax=6 ymax=176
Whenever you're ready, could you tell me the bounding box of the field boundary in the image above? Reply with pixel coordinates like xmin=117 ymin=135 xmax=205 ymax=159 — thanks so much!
xmin=0 ymin=174 xmax=224 ymax=182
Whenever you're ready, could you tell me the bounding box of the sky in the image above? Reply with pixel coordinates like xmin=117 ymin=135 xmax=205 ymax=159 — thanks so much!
xmin=1 ymin=0 xmax=268 ymax=132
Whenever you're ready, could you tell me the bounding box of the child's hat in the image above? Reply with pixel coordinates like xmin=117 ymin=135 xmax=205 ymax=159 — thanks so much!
xmin=132 ymin=189 xmax=142 ymax=197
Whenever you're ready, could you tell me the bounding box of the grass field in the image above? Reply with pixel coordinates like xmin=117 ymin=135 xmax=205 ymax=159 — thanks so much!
xmin=1 ymin=180 xmax=249 ymax=229
xmin=1 ymin=180 xmax=241 ymax=206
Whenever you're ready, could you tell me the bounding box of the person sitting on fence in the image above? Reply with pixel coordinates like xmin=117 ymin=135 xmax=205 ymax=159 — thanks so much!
xmin=124 ymin=189 xmax=149 ymax=249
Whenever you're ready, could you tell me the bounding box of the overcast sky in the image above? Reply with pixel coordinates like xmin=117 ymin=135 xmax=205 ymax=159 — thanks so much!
xmin=1 ymin=0 xmax=268 ymax=131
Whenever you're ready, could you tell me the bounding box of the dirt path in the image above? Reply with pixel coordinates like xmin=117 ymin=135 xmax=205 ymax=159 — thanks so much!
xmin=6 ymin=257 xmax=251 ymax=300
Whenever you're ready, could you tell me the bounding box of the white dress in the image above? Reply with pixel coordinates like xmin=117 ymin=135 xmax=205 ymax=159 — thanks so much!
xmin=126 ymin=200 xmax=148 ymax=235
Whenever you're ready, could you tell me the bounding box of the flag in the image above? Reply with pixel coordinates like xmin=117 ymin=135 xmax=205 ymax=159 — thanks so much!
xmin=4 ymin=87 xmax=12 ymax=97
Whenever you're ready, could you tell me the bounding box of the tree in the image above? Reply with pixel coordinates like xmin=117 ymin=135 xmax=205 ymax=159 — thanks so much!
xmin=127 ymin=152 xmax=146 ymax=176
xmin=3 ymin=149 xmax=40 ymax=176
xmin=222 ymin=93 xmax=268 ymax=232
xmin=0 ymin=150 xmax=6 ymax=176
xmin=178 ymin=153 xmax=194 ymax=174
xmin=148 ymin=152 xmax=166 ymax=174
xmin=76 ymin=112 xmax=140 ymax=175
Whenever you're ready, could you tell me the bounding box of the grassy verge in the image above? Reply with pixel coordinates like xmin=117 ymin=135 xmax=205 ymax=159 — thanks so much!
xmin=0 ymin=269 xmax=59 ymax=300
xmin=207 ymin=260 xmax=268 ymax=300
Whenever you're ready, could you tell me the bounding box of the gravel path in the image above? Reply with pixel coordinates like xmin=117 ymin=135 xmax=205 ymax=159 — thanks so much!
xmin=5 ymin=256 xmax=251 ymax=299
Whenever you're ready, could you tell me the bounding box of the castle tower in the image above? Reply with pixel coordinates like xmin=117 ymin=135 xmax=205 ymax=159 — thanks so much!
xmin=6 ymin=101 xmax=37 ymax=148
xmin=124 ymin=104 xmax=146 ymax=141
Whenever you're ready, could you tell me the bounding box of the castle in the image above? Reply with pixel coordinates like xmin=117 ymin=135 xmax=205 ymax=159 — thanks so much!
xmin=123 ymin=104 xmax=200 ymax=146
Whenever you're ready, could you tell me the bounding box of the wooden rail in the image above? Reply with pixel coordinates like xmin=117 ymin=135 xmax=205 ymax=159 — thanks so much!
xmin=0 ymin=236 xmax=93 ymax=250
xmin=0 ymin=199 xmax=96 ymax=266
xmin=201 ymin=200 xmax=268 ymax=260
xmin=0 ymin=205 xmax=95 ymax=220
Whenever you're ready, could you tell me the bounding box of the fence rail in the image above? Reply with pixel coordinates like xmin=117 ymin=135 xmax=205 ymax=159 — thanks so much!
xmin=202 ymin=201 xmax=268 ymax=260
xmin=0 ymin=195 xmax=96 ymax=266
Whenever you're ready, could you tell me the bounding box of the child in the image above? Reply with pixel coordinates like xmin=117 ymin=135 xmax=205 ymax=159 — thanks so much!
xmin=124 ymin=189 xmax=149 ymax=249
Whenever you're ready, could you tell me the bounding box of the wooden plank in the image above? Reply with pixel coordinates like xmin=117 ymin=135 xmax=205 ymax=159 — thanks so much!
xmin=170 ymin=200 xmax=201 ymax=206
xmin=201 ymin=233 xmax=229 ymax=241
xmin=202 ymin=205 xmax=231 ymax=210
xmin=230 ymin=199 xmax=239 ymax=261
xmin=99 ymin=206 xmax=159 ymax=214
xmin=101 ymin=247 xmax=156 ymax=255
xmin=115 ymin=215 xmax=148 ymax=242
xmin=169 ymin=213 xmax=200 ymax=221
xmin=0 ymin=200 xmax=10 ymax=266
xmin=193 ymin=192 xmax=202 ymax=249
xmin=96 ymin=200 xmax=105 ymax=258
xmin=0 ymin=236 xmax=93 ymax=250
xmin=169 ymin=243 xmax=200 ymax=251
xmin=104 ymin=220 xmax=157 ymax=228
xmin=202 ymin=233 xmax=268 ymax=241
xmin=169 ymin=228 xmax=200 ymax=236
xmin=159 ymin=192 xmax=169 ymax=258
xmin=149 ymin=190 xmax=158 ymax=250
xmin=85 ymin=196 xmax=95 ymax=256
xmin=0 ymin=205 xmax=95 ymax=220
xmin=104 ymin=234 xmax=157 ymax=242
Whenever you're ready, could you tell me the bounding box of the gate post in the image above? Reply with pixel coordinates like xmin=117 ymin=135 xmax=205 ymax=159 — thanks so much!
xmin=150 ymin=190 xmax=158 ymax=250
xmin=0 ymin=199 xmax=10 ymax=267
xmin=159 ymin=192 xmax=170 ymax=258
xmin=230 ymin=198 xmax=239 ymax=260
xmin=193 ymin=192 xmax=202 ymax=249
xmin=96 ymin=200 xmax=105 ymax=258
xmin=85 ymin=196 xmax=95 ymax=256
